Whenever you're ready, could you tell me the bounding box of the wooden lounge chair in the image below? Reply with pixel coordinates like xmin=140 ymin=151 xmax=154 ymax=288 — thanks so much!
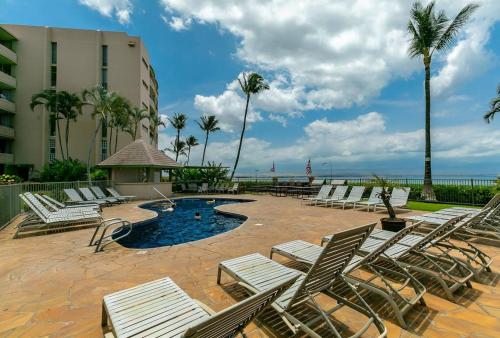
xmin=218 ymin=224 xmax=387 ymax=337
xmin=330 ymin=186 xmax=366 ymax=209
xmin=270 ymin=223 xmax=426 ymax=328
xmin=102 ymin=276 xmax=298 ymax=338
xmin=106 ymin=187 xmax=135 ymax=202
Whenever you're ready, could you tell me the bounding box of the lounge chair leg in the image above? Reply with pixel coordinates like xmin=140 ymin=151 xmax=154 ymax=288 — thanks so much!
xmin=217 ymin=266 xmax=222 ymax=284
xmin=419 ymin=297 xmax=426 ymax=306
xmin=101 ymin=302 xmax=108 ymax=327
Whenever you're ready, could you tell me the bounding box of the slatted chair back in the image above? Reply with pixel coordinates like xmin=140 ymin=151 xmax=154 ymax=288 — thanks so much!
xmin=200 ymin=183 xmax=209 ymax=192
xmin=106 ymin=187 xmax=120 ymax=198
xmin=346 ymin=186 xmax=365 ymax=201
xmin=90 ymin=186 xmax=107 ymax=199
xmin=34 ymin=194 xmax=59 ymax=211
xmin=331 ymin=185 xmax=348 ymax=199
xmin=183 ymin=276 xmax=298 ymax=338
xmin=484 ymin=193 xmax=500 ymax=210
xmin=41 ymin=194 xmax=65 ymax=208
xmin=19 ymin=193 xmax=49 ymax=222
xmin=390 ymin=187 xmax=410 ymax=206
xmin=315 ymin=185 xmax=332 ymax=199
xmin=449 ymin=208 xmax=492 ymax=235
xmin=79 ymin=187 xmax=98 ymax=201
xmin=64 ymin=188 xmax=84 ymax=202
xmin=414 ymin=215 xmax=469 ymax=251
xmin=367 ymin=187 xmax=383 ymax=203
xmin=288 ymin=223 xmax=375 ymax=308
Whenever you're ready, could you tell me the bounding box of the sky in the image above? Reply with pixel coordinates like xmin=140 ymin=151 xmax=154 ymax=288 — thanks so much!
xmin=1 ymin=0 xmax=499 ymax=177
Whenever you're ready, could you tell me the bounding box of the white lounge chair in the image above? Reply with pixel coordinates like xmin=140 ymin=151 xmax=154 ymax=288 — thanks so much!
xmin=373 ymin=187 xmax=410 ymax=211
xmin=302 ymin=184 xmax=332 ymax=205
xmin=102 ymin=276 xmax=297 ymax=338
xmin=106 ymin=187 xmax=135 ymax=202
xmin=64 ymin=188 xmax=107 ymax=206
xmin=79 ymin=187 xmax=117 ymax=205
xmin=354 ymin=187 xmax=383 ymax=211
xmin=330 ymin=186 xmax=366 ymax=209
xmin=270 ymin=223 xmax=426 ymax=328
xmin=227 ymin=183 xmax=239 ymax=194
xmin=218 ymin=224 xmax=387 ymax=337
xmin=316 ymin=185 xmax=348 ymax=206
xmin=91 ymin=186 xmax=123 ymax=203
xmin=197 ymin=182 xmax=209 ymax=194
xmin=36 ymin=193 xmax=100 ymax=213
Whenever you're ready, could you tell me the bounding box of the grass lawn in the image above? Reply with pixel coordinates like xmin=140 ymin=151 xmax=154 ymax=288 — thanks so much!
xmin=407 ymin=201 xmax=481 ymax=212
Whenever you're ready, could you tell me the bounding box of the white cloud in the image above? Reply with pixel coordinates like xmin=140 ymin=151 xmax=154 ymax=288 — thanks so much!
xmin=79 ymin=0 xmax=133 ymax=24
xmin=161 ymin=15 xmax=192 ymax=31
xmin=160 ymin=0 xmax=500 ymax=112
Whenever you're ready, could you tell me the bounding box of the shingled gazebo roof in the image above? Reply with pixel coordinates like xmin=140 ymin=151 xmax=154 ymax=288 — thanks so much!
xmin=97 ymin=139 xmax=182 ymax=168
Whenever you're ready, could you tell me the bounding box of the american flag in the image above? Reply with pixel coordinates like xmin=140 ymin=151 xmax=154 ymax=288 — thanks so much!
xmin=270 ymin=162 xmax=275 ymax=172
xmin=305 ymin=159 xmax=312 ymax=176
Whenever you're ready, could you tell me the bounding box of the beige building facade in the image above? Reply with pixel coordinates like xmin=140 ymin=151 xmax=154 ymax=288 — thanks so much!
xmin=0 ymin=24 xmax=159 ymax=176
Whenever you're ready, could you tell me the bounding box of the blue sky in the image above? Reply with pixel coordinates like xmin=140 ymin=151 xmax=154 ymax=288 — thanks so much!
xmin=1 ymin=0 xmax=499 ymax=177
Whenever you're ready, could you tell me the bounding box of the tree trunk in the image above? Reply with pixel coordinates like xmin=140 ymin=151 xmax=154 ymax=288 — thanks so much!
xmin=56 ymin=118 xmax=65 ymax=161
xmin=108 ymin=126 xmax=113 ymax=157
xmin=187 ymin=147 xmax=191 ymax=165
xmin=175 ymin=130 xmax=180 ymax=161
xmin=114 ymin=129 xmax=119 ymax=154
xmin=65 ymin=117 xmax=70 ymax=159
xmin=87 ymin=121 xmax=101 ymax=184
xmin=230 ymin=93 xmax=250 ymax=180
xmin=422 ymin=57 xmax=436 ymax=200
xmin=201 ymin=132 xmax=209 ymax=166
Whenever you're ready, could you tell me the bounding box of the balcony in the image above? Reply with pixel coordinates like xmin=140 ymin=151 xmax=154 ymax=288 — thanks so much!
xmin=0 ymin=43 xmax=16 ymax=65
xmin=0 ymin=98 xmax=15 ymax=114
xmin=0 ymin=69 xmax=15 ymax=89
xmin=0 ymin=152 xmax=13 ymax=164
xmin=0 ymin=125 xmax=14 ymax=139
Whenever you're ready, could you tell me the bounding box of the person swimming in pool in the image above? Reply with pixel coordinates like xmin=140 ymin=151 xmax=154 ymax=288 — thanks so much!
xmin=194 ymin=212 xmax=201 ymax=220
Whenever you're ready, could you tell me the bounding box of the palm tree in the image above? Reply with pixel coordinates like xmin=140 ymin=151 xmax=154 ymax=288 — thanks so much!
xmin=484 ymin=83 xmax=500 ymax=123
xmin=165 ymin=139 xmax=187 ymax=160
xmin=110 ymin=97 xmax=131 ymax=154
xmin=196 ymin=115 xmax=220 ymax=166
xmin=168 ymin=113 xmax=187 ymax=161
xmin=407 ymin=1 xmax=478 ymax=200
xmin=30 ymin=89 xmax=65 ymax=160
xmin=149 ymin=113 xmax=166 ymax=145
xmin=126 ymin=106 xmax=149 ymax=140
xmin=57 ymin=91 xmax=83 ymax=158
xmin=185 ymin=135 xmax=199 ymax=165
xmin=82 ymin=85 xmax=121 ymax=181
xmin=230 ymin=72 xmax=269 ymax=180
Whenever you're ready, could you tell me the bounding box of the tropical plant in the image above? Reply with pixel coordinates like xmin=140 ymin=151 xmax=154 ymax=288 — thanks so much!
xmin=407 ymin=1 xmax=479 ymax=200
xmin=149 ymin=113 xmax=166 ymax=145
xmin=82 ymin=85 xmax=122 ymax=181
xmin=57 ymin=91 xmax=83 ymax=159
xmin=0 ymin=174 xmax=21 ymax=184
xmin=165 ymin=139 xmax=187 ymax=160
xmin=371 ymin=175 xmax=398 ymax=219
xmin=39 ymin=158 xmax=87 ymax=182
xmin=125 ymin=106 xmax=149 ymax=141
xmin=90 ymin=168 xmax=108 ymax=181
xmin=30 ymin=89 xmax=65 ymax=160
xmin=168 ymin=113 xmax=187 ymax=161
xmin=185 ymin=135 xmax=199 ymax=165
xmin=172 ymin=161 xmax=229 ymax=187
xmin=107 ymin=96 xmax=131 ymax=156
xmin=484 ymin=83 xmax=500 ymax=123
xmin=230 ymin=72 xmax=269 ymax=180
xmin=196 ymin=115 xmax=220 ymax=165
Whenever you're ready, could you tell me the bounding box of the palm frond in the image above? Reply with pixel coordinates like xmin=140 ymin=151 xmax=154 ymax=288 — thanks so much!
xmin=433 ymin=3 xmax=479 ymax=53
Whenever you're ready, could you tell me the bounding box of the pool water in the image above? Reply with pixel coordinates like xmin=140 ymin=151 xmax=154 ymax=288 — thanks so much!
xmin=117 ymin=198 xmax=249 ymax=249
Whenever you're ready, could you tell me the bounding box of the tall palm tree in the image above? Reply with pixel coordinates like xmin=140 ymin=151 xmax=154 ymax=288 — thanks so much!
xmin=126 ymin=106 xmax=149 ymax=140
xmin=230 ymin=72 xmax=269 ymax=180
xmin=407 ymin=1 xmax=478 ymax=200
xmin=165 ymin=139 xmax=187 ymax=160
xmin=82 ymin=85 xmax=121 ymax=181
xmin=30 ymin=89 xmax=65 ymax=160
xmin=196 ymin=115 xmax=220 ymax=166
xmin=168 ymin=113 xmax=187 ymax=161
xmin=110 ymin=96 xmax=131 ymax=154
xmin=149 ymin=113 xmax=166 ymax=145
xmin=57 ymin=91 xmax=83 ymax=158
xmin=484 ymin=83 xmax=500 ymax=123
xmin=185 ymin=135 xmax=199 ymax=165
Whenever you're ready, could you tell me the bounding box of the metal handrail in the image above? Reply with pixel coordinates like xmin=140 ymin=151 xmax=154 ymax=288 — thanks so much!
xmin=152 ymin=186 xmax=175 ymax=205
xmin=90 ymin=218 xmax=133 ymax=253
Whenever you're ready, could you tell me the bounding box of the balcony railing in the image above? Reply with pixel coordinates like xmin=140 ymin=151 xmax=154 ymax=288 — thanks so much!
xmin=0 ymin=43 xmax=16 ymax=65
xmin=0 ymin=125 xmax=14 ymax=139
xmin=0 ymin=97 xmax=15 ymax=113
xmin=0 ymin=70 xmax=15 ymax=89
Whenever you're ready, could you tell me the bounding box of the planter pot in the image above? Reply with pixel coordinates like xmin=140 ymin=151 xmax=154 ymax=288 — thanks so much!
xmin=381 ymin=218 xmax=406 ymax=232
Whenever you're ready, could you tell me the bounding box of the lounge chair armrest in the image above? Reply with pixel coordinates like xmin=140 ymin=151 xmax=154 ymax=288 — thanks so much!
xmin=237 ymin=281 xmax=260 ymax=294
xmin=193 ymin=299 xmax=217 ymax=315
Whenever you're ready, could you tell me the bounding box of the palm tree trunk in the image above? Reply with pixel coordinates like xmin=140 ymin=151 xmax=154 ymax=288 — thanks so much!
xmin=230 ymin=93 xmax=250 ymax=180
xmin=65 ymin=117 xmax=70 ymax=159
xmin=175 ymin=130 xmax=180 ymax=161
xmin=87 ymin=121 xmax=101 ymax=184
xmin=114 ymin=130 xmax=119 ymax=154
xmin=56 ymin=118 xmax=65 ymax=161
xmin=108 ymin=127 xmax=113 ymax=157
xmin=201 ymin=132 xmax=209 ymax=165
xmin=422 ymin=57 xmax=436 ymax=200
xmin=187 ymin=147 xmax=191 ymax=165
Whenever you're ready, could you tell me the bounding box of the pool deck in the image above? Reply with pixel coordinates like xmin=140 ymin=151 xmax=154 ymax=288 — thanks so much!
xmin=0 ymin=194 xmax=499 ymax=337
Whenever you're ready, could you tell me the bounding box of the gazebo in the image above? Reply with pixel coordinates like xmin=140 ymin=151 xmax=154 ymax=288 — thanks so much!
xmin=97 ymin=139 xmax=182 ymax=199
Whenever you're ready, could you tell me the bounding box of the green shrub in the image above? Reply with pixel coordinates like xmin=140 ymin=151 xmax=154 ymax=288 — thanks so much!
xmin=90 ymin=168 xmax=108 ymax=181
xmin=172 ymin=162 xmax=229 ymax=189
xmin=0 ymin=173 xmax=22 ymax=184
xmin=39 ymin=158 xmax=87 ymax=182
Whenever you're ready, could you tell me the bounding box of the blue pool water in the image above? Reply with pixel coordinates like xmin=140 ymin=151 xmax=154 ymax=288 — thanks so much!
xmin=117 ymin=198 xmax=249 ymax=249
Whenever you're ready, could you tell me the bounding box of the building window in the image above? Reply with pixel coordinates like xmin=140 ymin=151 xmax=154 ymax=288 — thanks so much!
xmin=102 ymin=45 xmax=108 ymax=67
xmin=49 ymin=138 xmax=56 ymax=162
xmin=50 ymin=66 xmax=57 ymax=87
xmin=51 ymin=42 xmax=57 ymax=64
xmin=101 ymin=139 xmax=108 ymax=161
xmin=101 ymin=68 xmax=108 ymax=89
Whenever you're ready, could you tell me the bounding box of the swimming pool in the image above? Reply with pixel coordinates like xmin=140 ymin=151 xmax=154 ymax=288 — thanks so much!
xmin=117 ymin=198 xmax=250 ymax=249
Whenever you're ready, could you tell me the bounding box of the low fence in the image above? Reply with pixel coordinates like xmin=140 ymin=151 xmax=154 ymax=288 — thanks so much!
xmin=234 ymin=176 xmax=498 ymax=206
xmin=0 ymin=180 xmax=112 ymax=229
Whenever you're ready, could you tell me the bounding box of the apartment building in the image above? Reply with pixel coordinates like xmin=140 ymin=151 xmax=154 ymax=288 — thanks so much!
xmin=0 ymin=24 xmax=159 ymax=176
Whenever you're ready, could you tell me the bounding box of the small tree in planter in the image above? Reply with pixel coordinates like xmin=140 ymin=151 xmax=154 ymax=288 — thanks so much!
xmin=373 ymin=175 xmax=406 ymax=232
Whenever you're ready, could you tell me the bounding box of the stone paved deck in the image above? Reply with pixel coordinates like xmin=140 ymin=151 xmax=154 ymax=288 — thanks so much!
xmin=0 ymin=195 xmax=499 ymax=337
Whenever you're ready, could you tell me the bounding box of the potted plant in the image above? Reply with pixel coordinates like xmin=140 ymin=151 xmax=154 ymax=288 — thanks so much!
xmin=373 ymin=175 xmax=406 ymax=232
